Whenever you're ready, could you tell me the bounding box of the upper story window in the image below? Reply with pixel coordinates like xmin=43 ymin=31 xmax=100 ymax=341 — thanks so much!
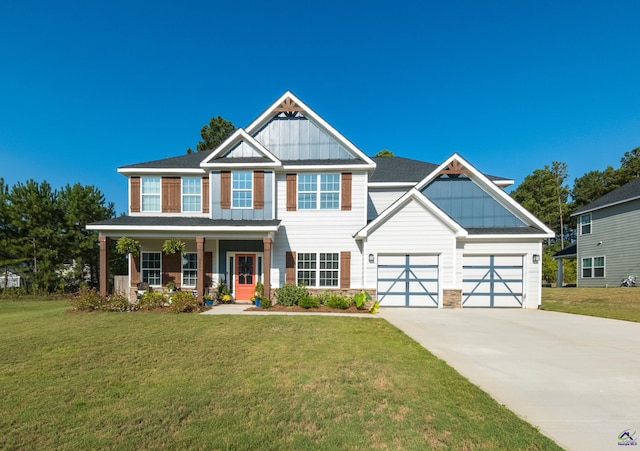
xmin=580 ymin=213 xmax=592 ymax=235
xmin=298 ymin=174 xmax=339 ymax=210
xmin=182 ymin=177 xmax=201 ymax=212
xmin=141 ymin=177 xmax=161 ymax=212
xmin=232 ymin=171 xmax=253 ymax=208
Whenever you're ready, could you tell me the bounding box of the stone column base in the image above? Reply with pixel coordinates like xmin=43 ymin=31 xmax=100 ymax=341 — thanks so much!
xmin=442 ymin=289 xmax=462 ymax=308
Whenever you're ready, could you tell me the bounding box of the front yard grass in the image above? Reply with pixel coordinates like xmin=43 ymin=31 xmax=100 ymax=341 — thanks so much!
xmin=0 ymin=300 xmax=559 ymax=450
xmin=541 ymin=287 xmax=640 ymax=322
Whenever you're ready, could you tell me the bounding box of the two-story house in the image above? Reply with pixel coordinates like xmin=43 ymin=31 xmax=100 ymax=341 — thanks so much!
xmin=88 ymin=91 xmax=554 ymax=308
xmin=570 ymin=177 xmax=640 ymax=287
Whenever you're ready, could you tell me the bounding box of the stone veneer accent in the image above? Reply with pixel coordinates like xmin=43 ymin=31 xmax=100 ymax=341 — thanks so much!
xmin=442 ymin=289 xmax=462 ymax=308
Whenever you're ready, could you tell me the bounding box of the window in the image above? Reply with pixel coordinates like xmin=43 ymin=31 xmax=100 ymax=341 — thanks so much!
xmin=182 ymin=253 xmax=197 ymax=287
xmin=141 ymin=177 xmax=161 ymax=212
xmin=232 ymin=171 xmax=253 ymax=208
xmin=142 ymin=252 xmax=161 ymax=286
xmin=182 ymin=177 xmax=201 ymax=212
xmin=580 ymin=214 xmax=592 ymax=235
xmin=297 ymin=252 xmax=339 ymax=287
xmin=582 ymin=256 xmax=604 ymax=278
xmin=298 ymin=174 xmax=340 ymax=209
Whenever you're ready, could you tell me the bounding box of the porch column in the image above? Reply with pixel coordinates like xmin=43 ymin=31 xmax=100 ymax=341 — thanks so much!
xmin=557 ymin=258 xmax=564 ymax=288
xmin=263 ymin=237 xmax=272 ymax=300
xmin=196 ymin=237 xmax=205 ymax=300
xmin=99 ymin=235 xmax=109 ymax=297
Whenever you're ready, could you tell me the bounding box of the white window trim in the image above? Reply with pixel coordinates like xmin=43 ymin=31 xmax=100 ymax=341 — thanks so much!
xmin=296 ymin=251 xmax=340 ymax=288
xmin=580 ymin=213 xmax=592 ymax=235
xmin=182 ymin=252 xmax=198 ymax=287
xmin=297 ymin=173 xmax=341 ymax=210
xmin=231 ymin=171 xmax=253 ymax=209
xmin=141 ymin=176 xmax=161 ymax=213
xmin=181 ymin=177 xmax=202 ymax=213
xmin=141 ymin=251 xmax=162 ymax=287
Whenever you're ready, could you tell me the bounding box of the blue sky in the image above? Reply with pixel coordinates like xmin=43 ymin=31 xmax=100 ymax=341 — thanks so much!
xmin=1 ymin=1 xmax=639 ymax=213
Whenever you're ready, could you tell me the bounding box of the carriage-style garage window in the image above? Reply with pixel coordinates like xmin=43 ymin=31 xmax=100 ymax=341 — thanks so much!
xmin=298 ymin=174 xmax=339 ymax=209
xmin=141 ymin=177 xmax=161 ymax=212
xmin=232 ymin=171 xmax=253 ymax=208
xmin=297 ymin=252 xmax=339 ymax=287
xmin=182 ymin=177 xmax=201 ymax=212
xmin=141 ymin=252 xmax=161 ymax=286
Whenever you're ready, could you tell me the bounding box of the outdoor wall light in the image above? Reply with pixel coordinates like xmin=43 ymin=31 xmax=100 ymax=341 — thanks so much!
xmin=368 ymin=254 xmax=375 ymax=264
xmin=532 ymin=254 xmax=540 ymax=264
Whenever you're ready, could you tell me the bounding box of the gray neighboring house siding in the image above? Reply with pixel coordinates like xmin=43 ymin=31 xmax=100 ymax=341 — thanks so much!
xmin=573 ymin=178 xmax=640 ymax=287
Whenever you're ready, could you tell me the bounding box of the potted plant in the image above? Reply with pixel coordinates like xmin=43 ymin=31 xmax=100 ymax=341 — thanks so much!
xmin=254 ymin=281 xmax=264 ymax=307
xmin=167 ymin=281 xmax=176 ymax=293
xmin=162 ymin=239 xmax=186 ymax=255
xmin=204 ymin=294 xmax=213 ymax=306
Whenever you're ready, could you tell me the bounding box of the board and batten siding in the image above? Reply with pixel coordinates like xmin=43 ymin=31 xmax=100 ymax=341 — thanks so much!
xmin=577 ymin=199 xmax=640 ymax=287
xmin=363 ymin=198 xmax=458 ymax=299
xmin=367 ymin=188 xmax=407 ymax=221
xmin=209 ymin=170 xmax=274 ymax=220
xmin=458 ymin=240 xmax=542 ymax=308
xmin=271 ymin=171 xmax=368 ymax=289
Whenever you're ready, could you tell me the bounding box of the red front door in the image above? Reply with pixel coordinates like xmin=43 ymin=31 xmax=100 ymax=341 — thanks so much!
xmin=234 ymin=254 xmax=256 ymax=301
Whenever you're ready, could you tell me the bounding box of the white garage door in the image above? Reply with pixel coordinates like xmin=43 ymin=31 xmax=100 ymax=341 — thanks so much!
xmin=377 ymin=255 xmax=439 ymax=307
xmin=462 ymin=255 xmax=524 ymax=308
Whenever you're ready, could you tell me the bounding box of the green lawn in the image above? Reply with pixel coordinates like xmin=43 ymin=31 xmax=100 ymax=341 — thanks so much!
xmin=0 ymin=301 xmax=559 ymax=450
xmin=541 ymin=287 xmax=640 ymax=322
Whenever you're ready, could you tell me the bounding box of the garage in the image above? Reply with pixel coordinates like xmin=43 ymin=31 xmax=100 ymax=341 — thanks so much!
xmin=377 ymin=254 xmax=439 ymax=307
xmin=462 ymin=255 xmax=524 ymax=307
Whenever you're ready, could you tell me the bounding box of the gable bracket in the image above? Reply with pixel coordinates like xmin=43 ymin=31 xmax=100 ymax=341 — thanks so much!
xmin=438 ymin=159 xmax=472 ymax=175
xmin=273 ymin=97 xmax=306 ymax=116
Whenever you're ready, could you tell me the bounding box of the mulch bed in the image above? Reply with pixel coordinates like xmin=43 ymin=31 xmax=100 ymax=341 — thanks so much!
xmin=244 ymin=304 xmax=371 ymax=314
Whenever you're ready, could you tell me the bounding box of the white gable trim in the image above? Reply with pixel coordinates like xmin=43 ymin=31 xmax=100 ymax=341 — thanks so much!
xmin=200 ymin=129 xmax=281 ymax=168
xmin=416 ymin=153 xmax=555 ymax=236
xmin=245 ymin=91 xmax=376 ymax=169
xmin=355 ymin=188 xmax=467 ymax=239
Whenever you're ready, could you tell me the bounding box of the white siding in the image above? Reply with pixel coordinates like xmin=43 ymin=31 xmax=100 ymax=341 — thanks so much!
xmin=364 ymin=198 xmax=458 ymax=302
xmin=271 ymin=171 xmax=368 ymax=288
xmin=367 ymin=188 xmax=407 ymax=221
xmin=458 ymin=240 xmax=542 ymax=308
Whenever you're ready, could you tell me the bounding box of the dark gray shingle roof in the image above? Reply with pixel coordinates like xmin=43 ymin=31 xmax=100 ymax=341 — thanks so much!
xmin=572 ymin=177 xmax=640 ymax=215
xmin=89 ymin=216 xmax=280 ymax=228
xmin=120 ymin=149 xmax=215 ymax=170
xmin=553 ymin=243 xmax=577 ymax=259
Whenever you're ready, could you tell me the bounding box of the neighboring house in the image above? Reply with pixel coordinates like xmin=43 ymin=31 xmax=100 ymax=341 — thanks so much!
xmin=570 ymin=177 xmax=640 ymax=287
xmin=0 ymin=270 xmax=20 ymax=289
xmin=87 ymin=91 xmax=554 ymax=308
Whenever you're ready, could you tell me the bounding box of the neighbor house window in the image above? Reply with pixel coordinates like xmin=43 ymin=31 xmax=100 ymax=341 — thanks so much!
xmin=141 ymin=252 xmax=161 ymax=286
xmin=141 ymin=177 xmax=161 ymax=212
xmin=298 ymin=174 xmax=340 ymax=209
xmin=582 ymin=256 xmax=604 ymax=278
xmin=580 ymin=214 xmax=592 ymax=235
xmin=297 ymin=252 xmax=339 ymax=287
xmin=232 ymin=171 xmax=253 ymax=208
xmin=182 ymin=177 xmax=201 ymax=212
xmin=182 ymin=253 xmax=197 ymax=287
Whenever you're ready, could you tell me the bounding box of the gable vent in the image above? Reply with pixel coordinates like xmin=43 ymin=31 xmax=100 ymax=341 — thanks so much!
xmin=438 ymin=159 xmax=472 ymax=176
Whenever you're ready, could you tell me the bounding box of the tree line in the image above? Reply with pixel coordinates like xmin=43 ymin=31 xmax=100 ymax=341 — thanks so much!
xmin=509 ymin=146 xmax=640 ymax=284
xmin=0 ymin=179 xmax=119 ymax=294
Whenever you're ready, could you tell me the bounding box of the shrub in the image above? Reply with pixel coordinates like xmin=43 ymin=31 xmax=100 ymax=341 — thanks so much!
xmin=138 ymin=291 xmax=167 ymax=311
xmin=104 ymin=294 xmax=133 ymax=312
xmin=298 ymin=296 xmax=319 ymax=309
xmin=275 ymin=284 xmax=308 ymax=306
xmin=261 ymin=297 xmax=272 ymax=309
xmin=169 ymin=291 xmax=200 ymax=313
xmin=315 ymin=291 xmax=332 ymax=306
xmin=353 ymin=290 xmax=372 ymax=309
xmin=70 ymin=287 xmax=104 ymax=311
xmin=326 ymin=293 xmax=351 ymax=310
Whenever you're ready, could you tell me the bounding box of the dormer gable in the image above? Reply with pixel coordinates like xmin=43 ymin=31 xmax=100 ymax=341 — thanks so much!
xmin=200 ymin=129 xmax=280 ymax=169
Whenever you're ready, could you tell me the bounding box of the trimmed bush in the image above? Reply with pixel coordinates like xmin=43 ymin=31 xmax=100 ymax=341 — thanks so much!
xmin=315 ymin=291 xmax=332 ymax=306
xmin=138 ymin=291 xmax=167 ymax=311
xmin=70 ymin=287 xmax=104 ymax=311
xmin=104 ymin=294 xmax=132 ymax=312
xmin=298 ymin=296 xmax=319 ymax=309
xmin=261 ymin=297 xmax=272 ymax=309
xmin=169 ymin=291 xmax=200 ymax=313
xmin=275 ymin=284 xmax=308 ymax=306
xmin=326 ymin=293 xmax=352 ymax=310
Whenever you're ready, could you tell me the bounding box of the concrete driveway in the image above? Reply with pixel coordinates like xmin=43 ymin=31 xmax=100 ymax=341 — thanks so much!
xmin=379 ymin=308 xmax=640 ymax=451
